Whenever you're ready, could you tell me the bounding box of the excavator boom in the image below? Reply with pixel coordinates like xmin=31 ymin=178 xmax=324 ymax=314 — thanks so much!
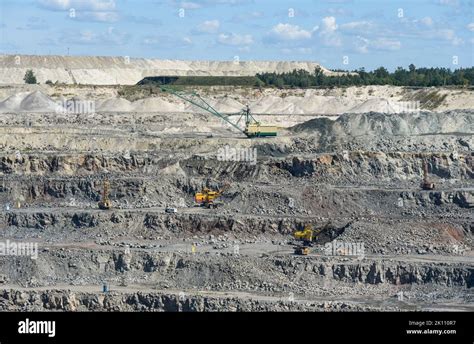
xmin=160 ymin=86 xmax=277 ymax=138
xmin=160 ymin=86 xmax=245 ymax=135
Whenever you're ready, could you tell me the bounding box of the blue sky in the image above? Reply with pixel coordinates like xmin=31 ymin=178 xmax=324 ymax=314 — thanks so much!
xmin=0 ymin=0 xmax=473 ymax=70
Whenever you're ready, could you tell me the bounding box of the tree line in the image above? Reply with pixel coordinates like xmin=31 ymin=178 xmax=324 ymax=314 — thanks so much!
xmin=256 ymin=65 xmax=474 ymax=88
xmin=24 ymin=65 xmax=474 ymax=87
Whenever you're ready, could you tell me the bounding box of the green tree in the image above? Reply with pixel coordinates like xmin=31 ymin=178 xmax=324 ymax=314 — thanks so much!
xmin=275 ymin=77 xmax=284 ymax=88
xmin=23 ymin=69 xmax=37 ymax=84
xmin=314 ymin=66 xmax=324 ymax=86
xmin=374 ymin=67 xmax=390 ymax=84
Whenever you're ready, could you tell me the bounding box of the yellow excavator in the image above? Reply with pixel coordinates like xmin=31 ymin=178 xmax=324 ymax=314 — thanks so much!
xmin=98 ymin=178 xmax=112 ymax=210
xmin=293 ymin=225 xmax=314 ymax=255
xmin=195 ymin=183 xmax=230 ymax=209
xmin=292 ymin=223 xmax=327 ymax=255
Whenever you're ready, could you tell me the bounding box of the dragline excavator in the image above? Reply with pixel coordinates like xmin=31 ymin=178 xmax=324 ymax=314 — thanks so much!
xmin=160 ymin=85 xmax=277 ymax=138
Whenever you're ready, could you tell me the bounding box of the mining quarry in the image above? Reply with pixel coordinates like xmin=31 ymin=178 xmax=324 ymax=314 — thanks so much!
xmin=0 ymin=56 xmax=472 ymax=312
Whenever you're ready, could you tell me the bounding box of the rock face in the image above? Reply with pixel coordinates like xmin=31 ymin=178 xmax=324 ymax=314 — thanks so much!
xmin=0 ymin=55 xmax=337 ymax=85
xmin=1 ymin=248 xmax=471 ymax=288
xmin=1 ymin=248 xmax=471 ymax=311
xmin=0 ymin=289 xmax=379 ymax=312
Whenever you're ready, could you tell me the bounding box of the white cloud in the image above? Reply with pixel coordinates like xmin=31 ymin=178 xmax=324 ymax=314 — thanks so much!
xmin=38 ymin=0 xmax=69 ymax=10
xmin=76 ymin=30 xmax=97 ymax=43
xmin=427 ymin=29 xmax=464 ymax=45
xmin=179 ymin=1 xmax=201 ymax=9
xmin=196 ymin=20 xmax=220 ymax=33
xmin=218 ymin=33 xmax=253 ymax=46
xmin=340 ymin=21 xmax=374 ymax=31
xmin=39 ymin=0 xmax=116 ymax=11
xmin=205 ymin=0 xmax=253 ymax=4
xmin=354 ymin=36 xmax=401 ymax=53
xmin=468 ymin=23 xmax=474 ymax=31
xmin=371 ymin=38 xmax=401 ymax=51
xmin=394 ymin=17 xmax=464 ymax=47
xmin=265 ymin=16 xmax=341 ymax=47
xmin=141 ymin=34 xmax=192 ymax=48
xmin=321 ymin=34 xmax=341 ymax=46
xmin=355 ymin=36 xmax=369 ymax=53
xmin=436 ymin=0 xmax=459 ymax=6
xmin=319 ymin=16 xmax=341 ymax=46
xmin=436 ymin=29 xmax=456 ymax=40
xmin=40 ymin=0 xmax=118 ymax=23
xmin=74 ymin=11 xmax=119 ymax=22
xmin=321 ymin=16 xmax=338 ymax=32
xmin=420 ymin=17 xmax=434 ymax=27
xmin=282 ymin=47 xmax=312 ymax=54
xmin=450 ymin=36 xmax=464 ymax=46
xmin=171 ymin=0 xmax=252 ymax=9
xmin=268 ymin=23 xmax=313 ymax=41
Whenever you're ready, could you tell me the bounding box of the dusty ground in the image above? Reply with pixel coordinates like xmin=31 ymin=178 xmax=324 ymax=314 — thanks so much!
xmin=1 ymin=84 xmax=473 ymax=114
xmin=0 ymin=84 xmax=472 ymax=312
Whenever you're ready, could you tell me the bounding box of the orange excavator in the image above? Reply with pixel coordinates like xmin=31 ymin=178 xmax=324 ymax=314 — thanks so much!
xmin=195 ymin=183 xmax=230 ymax=209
